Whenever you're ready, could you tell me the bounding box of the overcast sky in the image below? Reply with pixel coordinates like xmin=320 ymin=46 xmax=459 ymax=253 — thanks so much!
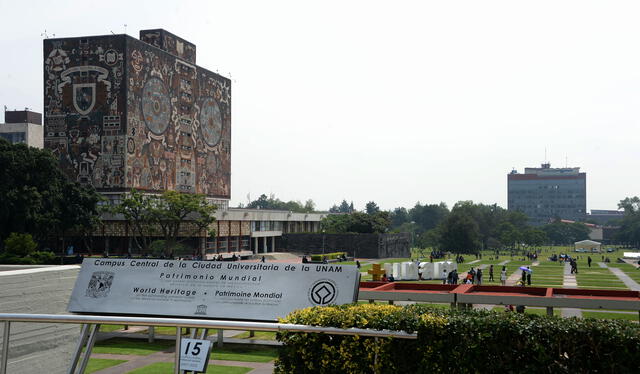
xmin=1 ymin=0 xmax=638 ymax=212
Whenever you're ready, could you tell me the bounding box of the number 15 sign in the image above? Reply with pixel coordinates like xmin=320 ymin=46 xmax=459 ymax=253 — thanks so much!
xmin=179 ymin=338 xmax=212 ymax=372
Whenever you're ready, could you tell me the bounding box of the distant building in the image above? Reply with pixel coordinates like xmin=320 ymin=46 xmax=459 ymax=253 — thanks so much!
xmin=588 ymin=209 xmax=624 ymax=225
xmin=43 ymin=29 xmax=230 ymax=208
xmin=43 ymin=30 xmax=325 ymax=257
xmin=0 ymin=110 xmax=43 ymax=148
xmin=507 ymin=163 xmax=586 ymax=225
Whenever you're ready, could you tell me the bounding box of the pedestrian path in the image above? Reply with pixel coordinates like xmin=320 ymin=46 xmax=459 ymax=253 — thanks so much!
xmin=561 ymin=262 xmax=582 ymax=318
xmin=597 ymin=262 xmax=607 ymax=268
xmin=608 ymin=267 xmax=640 ymax=291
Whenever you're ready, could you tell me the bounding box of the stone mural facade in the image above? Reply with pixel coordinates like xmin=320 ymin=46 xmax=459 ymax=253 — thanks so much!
xmin=43 ymin=30 xmax=231 ymax=198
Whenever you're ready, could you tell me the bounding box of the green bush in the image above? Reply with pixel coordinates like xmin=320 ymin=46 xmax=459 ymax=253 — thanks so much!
xmin=3 ymin=232 xmax=37 ymax=257
xmin=310 ymin=252 xmax=347 ymax=262
xmin=30 ymin=251 xmax=57 ymax=264
xmin=275 ymin=304 xmax=640 ymax=374
xmin=149 ymin=240 xmax=193 ymax=258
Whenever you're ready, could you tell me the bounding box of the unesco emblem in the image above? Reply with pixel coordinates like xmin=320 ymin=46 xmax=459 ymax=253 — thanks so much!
xmin=308 ymin=279 xmax=338 ymax=306
xmin=195 ymin=305 xmax=208 ymax=315
xmin=86 ymin=271 xmax=114 ymax=298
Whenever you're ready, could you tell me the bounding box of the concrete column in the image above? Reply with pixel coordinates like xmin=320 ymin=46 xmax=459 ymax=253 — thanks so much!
xmin=253 ymin=237 xmax=258 ymax=254
xmin=271 ymin=236 xmax=275 ymax=252
xmin=263 ymin=237 xmax=267 ymax=253
xmin=546 ymin=307 xmax=554 ymax=316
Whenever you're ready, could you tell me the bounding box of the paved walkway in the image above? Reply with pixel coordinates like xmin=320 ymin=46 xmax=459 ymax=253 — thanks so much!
xmin=608 ymin=267 xmax=640 ymax=291
xmin=561 ymin=262 xmax=582 ymax=318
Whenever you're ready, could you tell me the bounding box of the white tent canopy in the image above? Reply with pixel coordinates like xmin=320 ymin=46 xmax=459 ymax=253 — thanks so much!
xmin=574 ymin=239 xmax=601 ymax=252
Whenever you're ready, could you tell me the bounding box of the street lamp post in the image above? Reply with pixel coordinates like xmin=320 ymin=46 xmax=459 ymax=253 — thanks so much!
xmin=322 ymin=230 xmax=326 ymax=255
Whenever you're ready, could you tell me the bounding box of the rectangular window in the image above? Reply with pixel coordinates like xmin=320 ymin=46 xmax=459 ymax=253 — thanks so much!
xmin=0 ymin=132 xmax=26 ymax=143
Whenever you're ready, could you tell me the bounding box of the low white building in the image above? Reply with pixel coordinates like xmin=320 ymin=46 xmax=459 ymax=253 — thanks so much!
xmin=0 ymin=110 xmax=43 ymax=148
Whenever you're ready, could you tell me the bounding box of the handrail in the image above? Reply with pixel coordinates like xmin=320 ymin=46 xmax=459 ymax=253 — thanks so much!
xmin=0 ymin=313 xmax=417 ymax=339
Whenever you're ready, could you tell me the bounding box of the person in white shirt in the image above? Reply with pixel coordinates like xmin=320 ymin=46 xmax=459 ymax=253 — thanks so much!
xmin=500 ymin=266 xmax=507 ymax=286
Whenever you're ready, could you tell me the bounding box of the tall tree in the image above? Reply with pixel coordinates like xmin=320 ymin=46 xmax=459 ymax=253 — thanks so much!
xmin=390 ymin=207 xmax=410 ymax=228
xmin=409 ymin=202 xmax=449 ymax=233
xmin=150 ymin=191 xmax=217 ymax=257
xmin=365 ymin=201 xmax=380 ymax=215
xmin=0 ymin=139 xmax=101 ymax=250
xmin=110 ymin=189 xmax=159 ymax=253
xmin=438 ymin=212 xmax=481 ymax=253
xmin=617 ymin=196 xmax=640 ymax=247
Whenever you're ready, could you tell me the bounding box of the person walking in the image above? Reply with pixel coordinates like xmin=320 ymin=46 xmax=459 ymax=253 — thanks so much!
xmin=500 ymin=266 xmax=507 ymax=286
xmin=442 ymin=269 xmax=448 ymax=285
xmin=489 ymin=265 xmax=494 ymax=282
xmin=526 ymin=267 xmax=531 ymax=286
xmin=521 ymin=269 xmax=527 ymax=285
xmin=477 ymin=268 xmax=483 ymax=285
xmin=588 ymin=256 xmax=592 ymax=268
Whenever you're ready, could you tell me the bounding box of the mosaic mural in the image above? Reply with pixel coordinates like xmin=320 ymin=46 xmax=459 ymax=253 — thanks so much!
xmin=44 ymin=36 xmax=127 ymax=189
xmin=126 ymin=35 xmax=231 ymax=198
xmin=44 ymin=31 xmax=231 ymax=198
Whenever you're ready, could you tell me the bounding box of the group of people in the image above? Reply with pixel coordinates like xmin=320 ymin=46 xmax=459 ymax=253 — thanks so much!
xmin=569 ymin=258 xmax=579 ymax=274
xmin=525 ymin=252 xmax=538 ymax=260
xmin=443 ymin=269 xmax=459 ymax=284
xmin=440 ymin=265 xmax=510 ymax=285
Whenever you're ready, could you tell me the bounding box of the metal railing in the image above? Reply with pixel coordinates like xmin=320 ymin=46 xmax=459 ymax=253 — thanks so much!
xmin=0 ymin=313 xmax=417 ymax=374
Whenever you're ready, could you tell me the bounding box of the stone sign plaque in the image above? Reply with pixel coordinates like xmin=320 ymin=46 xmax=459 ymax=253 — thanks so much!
xmin=68 ymin=258 xmax=359 ymax=321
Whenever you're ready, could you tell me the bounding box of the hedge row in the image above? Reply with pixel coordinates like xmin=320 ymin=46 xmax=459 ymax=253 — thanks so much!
xmin=310 ymin=252 xmax=347 ymax=261
xmin=275 ymin=304 xmax=640 ymax=374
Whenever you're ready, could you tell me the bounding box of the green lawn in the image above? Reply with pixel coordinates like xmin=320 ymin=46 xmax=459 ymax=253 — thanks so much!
xmin=86 ymin=358 xmax=126 ymax=373
xmin=99 ymin=324 xmax=127 ymax=332
xmin=92 ymin=338 xmax=174 ymax=356
xmin=127 ymin=363 xmax=253 ymax=374
xmin=582 ymin=311 xmax=639 ymax=321
xmin=231 ymin=331 xmax=277 ymax=340
xmin=575 ymin=266 xmax=630 ymax=290
xmin=491 ymin=306 xmax=560 ymax=316
xmin=210 ymin=344 xmax=278 ymax=363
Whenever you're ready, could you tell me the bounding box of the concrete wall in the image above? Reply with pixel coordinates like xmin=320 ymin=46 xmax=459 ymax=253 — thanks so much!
xmin=0 ymin=265 xmax=80 ymax=374
xmin=0 ymin=123 xmax=43 ymax=148
xmin=280 ymin=233 xmax=411 ymax=259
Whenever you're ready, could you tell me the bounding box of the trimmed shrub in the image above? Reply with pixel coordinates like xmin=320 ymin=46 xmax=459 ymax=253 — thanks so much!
xmin=275 ymin=304 xmax=640 ymax=374
xmin=30 ymin=251 xmax=57 ymax=264
xmin=3 ymin=232 xmax=37 ymax=257
xmin=310 ymin=252 xmax=347 ymax=262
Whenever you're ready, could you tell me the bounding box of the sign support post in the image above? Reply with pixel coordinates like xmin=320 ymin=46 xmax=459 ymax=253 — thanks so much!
xmin=1 ymin=321 xmax=10 ymax=374
xmin=174 ymin=327 xmax=180 ymax=374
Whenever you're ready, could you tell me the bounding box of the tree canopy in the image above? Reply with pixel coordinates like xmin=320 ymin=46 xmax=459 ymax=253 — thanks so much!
xmin=321 ymin=211 xmax=391 ymax=234
xmin=112 ymin=190 xmax=217 ymax=257
xmin=616 ymin=196 xmax=640 ymax=247
xmin=0 ymin=139 xmax=102 ymax=250
xmin=246 ymin=194 xmax=315 ymax=213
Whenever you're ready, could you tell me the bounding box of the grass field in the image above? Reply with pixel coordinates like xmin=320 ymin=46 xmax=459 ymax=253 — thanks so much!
xmin=127 ymin=363 xmax=253 ymax=374
xmin=86 ymin=358 xmax=126 ymax=373
xmin=92 ymin=338 xmax=174 ymax=356
xmin=210 ymin=343 xmax=279 ymax=363
xmin=231 ymin=331 xmax=277 ymax=340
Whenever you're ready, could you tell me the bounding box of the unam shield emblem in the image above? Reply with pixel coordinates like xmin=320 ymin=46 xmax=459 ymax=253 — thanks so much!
xmin=86 ymin=271 xmax=114 ymax=298
xmin=73 ymin=83 xmax=96 ymax=115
